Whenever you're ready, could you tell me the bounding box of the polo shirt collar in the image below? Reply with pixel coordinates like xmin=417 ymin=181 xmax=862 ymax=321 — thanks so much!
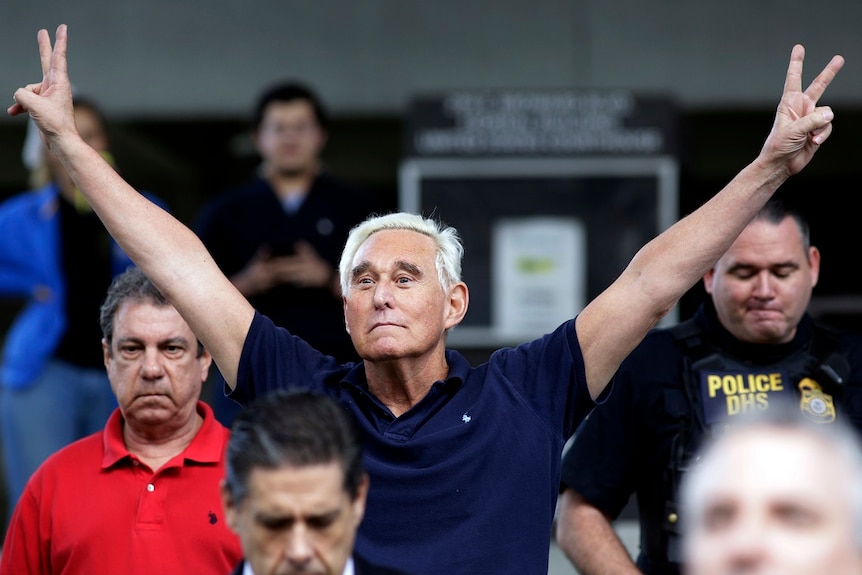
xmin=338 ymin=350 xmax=468 ymax=392
xmin=101 ymin=400 xmax=225 ymax=469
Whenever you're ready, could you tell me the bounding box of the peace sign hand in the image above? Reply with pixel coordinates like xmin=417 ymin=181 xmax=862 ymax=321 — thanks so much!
xmin=760 ymin=44 xmax=844 ymax=177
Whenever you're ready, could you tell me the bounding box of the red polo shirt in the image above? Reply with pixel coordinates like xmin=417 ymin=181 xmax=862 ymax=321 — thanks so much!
xmin=1 ymin=401 xmax=242 ymax=575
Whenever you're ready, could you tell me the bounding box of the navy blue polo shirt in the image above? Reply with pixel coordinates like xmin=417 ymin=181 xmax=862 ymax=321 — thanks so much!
xmin=230 ymin=312 xmax=598 ymax=575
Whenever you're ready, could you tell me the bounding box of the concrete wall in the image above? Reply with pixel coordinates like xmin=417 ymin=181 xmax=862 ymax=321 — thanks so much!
xmin=1 ymin=0 xmax=860 ymax=119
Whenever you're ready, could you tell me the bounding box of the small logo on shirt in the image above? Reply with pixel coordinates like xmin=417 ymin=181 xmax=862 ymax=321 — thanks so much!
xmin=462 ymin=413 xmax=472 ymax=423
xmin=209 ymin=511 xmax=218 ymax=525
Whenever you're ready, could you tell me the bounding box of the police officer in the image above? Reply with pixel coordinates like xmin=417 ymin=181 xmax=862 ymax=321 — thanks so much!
xmin=555 ymin=198 xmax=862 ymax=575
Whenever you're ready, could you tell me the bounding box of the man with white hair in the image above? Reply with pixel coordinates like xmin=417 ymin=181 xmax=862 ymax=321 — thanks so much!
xmin=8 ymin=24 xmax=844 ymax=574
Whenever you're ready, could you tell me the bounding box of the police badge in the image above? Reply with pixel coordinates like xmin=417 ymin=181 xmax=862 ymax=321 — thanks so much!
xmin=798 ymin=378 xmax=836 ymax=423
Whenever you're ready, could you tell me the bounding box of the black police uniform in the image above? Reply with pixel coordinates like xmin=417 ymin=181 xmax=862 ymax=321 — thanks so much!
xmin=559 ymin=300 xmax=862 ymax=575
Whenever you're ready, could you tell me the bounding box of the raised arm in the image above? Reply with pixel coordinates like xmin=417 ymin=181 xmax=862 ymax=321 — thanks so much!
xmin=576 ymin=44 xmax=844 ymax=399
xmin=8 ymin=25 xmax=252 ymax=388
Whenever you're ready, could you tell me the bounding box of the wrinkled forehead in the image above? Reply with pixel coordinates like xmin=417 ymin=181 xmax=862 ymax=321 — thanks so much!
xmin=353 ymin=228 xmax=437 ymax=267
xmin=245 ymin=461 xmax=350 ymax=506
xmin=113 ymin=300 xmax=192 ymax=337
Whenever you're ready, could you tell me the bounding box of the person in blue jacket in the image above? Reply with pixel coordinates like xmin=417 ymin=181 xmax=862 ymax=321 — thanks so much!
xmin=8 ymin=25 xmax=844 ymax=574
xmin=0 ymin=96 xmax=167 ymax=525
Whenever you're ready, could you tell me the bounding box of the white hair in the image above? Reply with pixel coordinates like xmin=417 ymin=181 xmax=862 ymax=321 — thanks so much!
xmin=338 ymin=212 xmax=464 ymax=295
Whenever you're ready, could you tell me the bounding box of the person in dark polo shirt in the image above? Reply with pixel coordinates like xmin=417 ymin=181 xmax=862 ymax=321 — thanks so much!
xmin=11 ymin=25 xmax=845 ymax=574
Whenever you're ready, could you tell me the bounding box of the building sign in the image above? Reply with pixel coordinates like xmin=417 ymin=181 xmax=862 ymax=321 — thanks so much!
xmin=399 ymin=89 xmax=679 ymax=347
xmin=404 ymin=90 xmax=677 ymax=157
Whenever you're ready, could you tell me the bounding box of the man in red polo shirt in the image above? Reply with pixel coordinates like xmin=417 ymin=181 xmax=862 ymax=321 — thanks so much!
xmin=0 ymin=267 xmax=242 ymax=575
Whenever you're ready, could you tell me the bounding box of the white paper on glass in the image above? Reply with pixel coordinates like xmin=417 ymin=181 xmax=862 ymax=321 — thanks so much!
xmin=492 ymin=217 xmax=586 ymax=340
